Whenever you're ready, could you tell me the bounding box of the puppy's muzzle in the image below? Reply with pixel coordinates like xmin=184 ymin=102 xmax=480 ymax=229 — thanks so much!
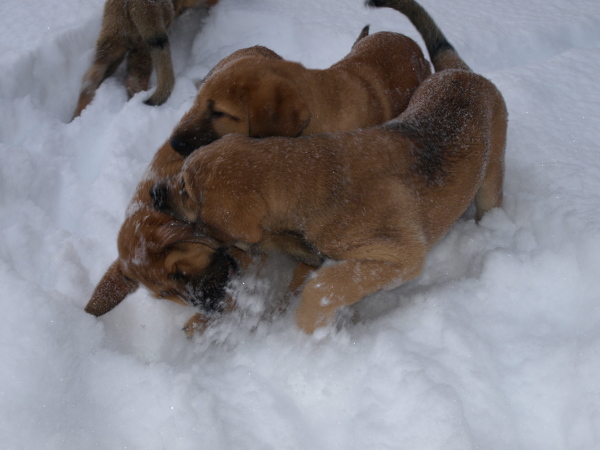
xmin=170 ymin=134 xmax=197 ymax=157
xmin=170 ymin=120 xmax=221 ymax=157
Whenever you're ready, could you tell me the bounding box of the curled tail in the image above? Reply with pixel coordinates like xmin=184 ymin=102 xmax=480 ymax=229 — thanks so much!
xmin=366 ymin=0 xmax=470 ymax=72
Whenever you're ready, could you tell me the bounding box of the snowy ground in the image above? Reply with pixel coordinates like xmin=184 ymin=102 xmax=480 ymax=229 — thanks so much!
xmin=1 ymin=0 xmax=600 ymax=448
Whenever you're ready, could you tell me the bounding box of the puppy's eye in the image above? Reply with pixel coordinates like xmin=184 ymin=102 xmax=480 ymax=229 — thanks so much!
xmin=169 ymin=271 xmax=187 ymax=282
xmin=210 ymin=110 xmax=240 ymax=122
xmin=178 ymin=179 xmax=192 ymax=202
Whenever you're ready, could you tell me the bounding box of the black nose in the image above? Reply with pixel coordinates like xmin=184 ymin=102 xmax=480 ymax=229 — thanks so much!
xmin=170 ymin=135 xmax=195 ymax=157
xmin=150 ymin=183 xmax=168 ymax=212
xmin=188 ymin=248 xmax=239 ymax=314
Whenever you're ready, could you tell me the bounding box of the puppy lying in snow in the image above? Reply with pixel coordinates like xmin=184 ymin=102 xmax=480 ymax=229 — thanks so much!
xmin=72 ymin=0 xmax=219 ymax=120
xmin=151 ymin=0 xmax=508 ymax=334
xmin=83 ymin=139 xmax=241 ymax=337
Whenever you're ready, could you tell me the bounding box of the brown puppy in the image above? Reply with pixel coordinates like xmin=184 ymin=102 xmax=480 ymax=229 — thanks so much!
xmin=72 ymin=0 xmax=219 ymax=120
xmin=152 ymin=0 xmax=508 ymax=334
xmin=168 ymin=28 xmax=431 ymax=156
xmin=84 ymin=138 xmax=243 ymax=336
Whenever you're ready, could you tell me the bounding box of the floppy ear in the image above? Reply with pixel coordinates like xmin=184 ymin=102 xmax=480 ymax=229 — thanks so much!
xmin=202 ymin=190 xmax=267 ymax=244
xmin=248 ymin=76 xmax=311 ymax=138
xmin=143 ymin=217 xmax=201 ymax=253
xmin=164 ymin=242 xmax=217 ymax=276
xmin=85 ymin=260 xmax=139 ymax=316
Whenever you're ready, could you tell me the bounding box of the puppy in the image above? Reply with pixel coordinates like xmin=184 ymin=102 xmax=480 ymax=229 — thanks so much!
xmin=168 ymin=27 xmax=432 ymax=156
xmin=72 ymin=0 xmax=219 ymax=120
xmin=152 ymin=0 xmax=508 ymax=334
xmin=84 ymin=139 xmax=244 ymax=337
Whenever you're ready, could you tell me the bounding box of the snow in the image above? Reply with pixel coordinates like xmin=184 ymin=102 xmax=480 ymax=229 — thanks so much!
xmin=1 ymin=0 xmax=600 ymax=448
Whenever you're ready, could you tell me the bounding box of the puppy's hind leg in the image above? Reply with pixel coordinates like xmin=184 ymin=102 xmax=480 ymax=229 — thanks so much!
xmin=135 ymin=14 xmax=175 ymax=107
xmin=474 ymin=156 xmax=504 ymax=222
xmin=72 ymin=37 xmax=127 ymax=120
xmin=125 ymin=45 xmax=153 ymax=99
xmin=144 ymin=35 xmax=175 ymax=106
xmin=474 ymin=107 xmax=507 ymax=221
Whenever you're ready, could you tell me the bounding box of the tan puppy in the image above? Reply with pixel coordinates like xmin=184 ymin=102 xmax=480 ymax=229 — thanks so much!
xmin=168 ymin=28 xmax=432 ymax=156
xmin=84 ymin=138 xmax=245 ymax=336
xmin=72 ymin=0 xmax=219 ymax=120
xmin=151 ymin=0 xmax=508 ymax=334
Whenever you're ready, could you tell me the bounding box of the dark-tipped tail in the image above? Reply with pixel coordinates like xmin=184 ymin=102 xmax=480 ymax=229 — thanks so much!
xmin=366 ymin=0 xmax=470 ymax=72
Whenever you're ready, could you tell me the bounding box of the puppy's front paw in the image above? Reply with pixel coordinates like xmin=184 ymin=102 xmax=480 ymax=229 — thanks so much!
xmin=183 ymin=313 xmax=211 ymax=339
xmin=295 ymin=299 xmax=337 ymax=334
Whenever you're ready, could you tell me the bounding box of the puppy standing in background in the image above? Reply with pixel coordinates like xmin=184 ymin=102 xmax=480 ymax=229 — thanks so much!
xmin=152 ymin=0 xmax=508 ymax=334
xmin=72 ymin=0 xmax=219 ymax=120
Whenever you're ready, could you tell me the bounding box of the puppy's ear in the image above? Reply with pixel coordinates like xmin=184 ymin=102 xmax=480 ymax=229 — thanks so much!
xmin=248 ymin=77 xmax=310 ymax=138
xmin=353 ymin=25 xmax=370 ymax=48
xmin=85 ymin=260 xmax=139 ymax=316
xmin=202 ymin=190 xmax=267 ymax=244
xmin=203 ymin=45 xmax=283 ymax=82
xmin=164 ymin=242 xmax=217 ymax=276
xmin=144 ymin=218 xmax=199 ymax=252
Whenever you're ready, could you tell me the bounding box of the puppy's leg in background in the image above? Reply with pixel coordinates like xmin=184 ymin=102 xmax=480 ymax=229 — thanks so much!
xmin=295 ymin=244 xmax=425 ymax=334
xmin=474 ymin=111 xmax=507 ymax=221
xmin=144 ymin=37 xmax=175 ymax=106
xmin=72 ymin=37 xmax=127 ymax=119
xmin=125 ymin=45 xmax=153 ymax=99
xmin=135 ymin=13 xmax=175 ymax=106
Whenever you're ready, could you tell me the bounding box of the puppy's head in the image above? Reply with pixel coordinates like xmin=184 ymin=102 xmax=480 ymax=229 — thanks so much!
xmin=84 ymin=208 xmax=237 ymax=318
xmin=169 ymin=56 xmax=310 ymax=157
xmin=152 ymin=139 xmax=269 ymax=245
xmin=150 ymin=174 xmax=203 ymax=226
